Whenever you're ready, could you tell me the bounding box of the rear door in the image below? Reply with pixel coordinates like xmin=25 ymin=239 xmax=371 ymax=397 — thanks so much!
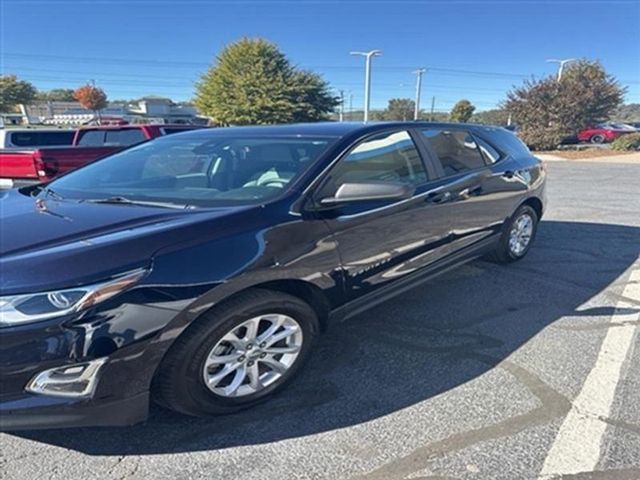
xmin=417 ymin=127 xmax=527 ymax=252
xmin=310 ymin=129 xmax=452 ymax=304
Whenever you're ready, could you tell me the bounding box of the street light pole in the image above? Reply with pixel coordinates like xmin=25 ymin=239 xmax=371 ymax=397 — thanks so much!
xmin=350 ymin=50 xmax=382 ymax=122
xmin=338 ymin=89 xmax=344 ymax=122
xmin=412 ymin=68 xmax=426 ymax=120
xmin=546 ymin=58 xmax=576 ymax=82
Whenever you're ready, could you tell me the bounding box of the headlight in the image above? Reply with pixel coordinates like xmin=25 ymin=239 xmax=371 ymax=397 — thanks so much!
xmin=0 ymin=268 xmax=147 ymax=327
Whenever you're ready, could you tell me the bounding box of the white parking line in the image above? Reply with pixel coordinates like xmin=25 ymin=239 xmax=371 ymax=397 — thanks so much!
xmin=539 ymin=262 xmax=640 ymax=478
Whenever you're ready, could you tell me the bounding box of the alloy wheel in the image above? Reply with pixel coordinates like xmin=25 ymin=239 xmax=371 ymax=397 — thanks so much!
xmin=508 ymin=213 xmax=534 ymax=256
xmin=202 ymin=314 xmax=303 ymax=398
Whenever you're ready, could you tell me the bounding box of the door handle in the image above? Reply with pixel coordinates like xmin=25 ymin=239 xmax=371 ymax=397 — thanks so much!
xmin=502 ymin=170 xmax=515 ymax=179
xmin=458 ymin=185 xmax=482 ymax=198
xmin=426 ymin=190 xmax=451 ymax=204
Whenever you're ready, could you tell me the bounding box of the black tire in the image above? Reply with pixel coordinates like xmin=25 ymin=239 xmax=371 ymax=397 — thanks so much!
xmin=491 ymin=204 xmax=538 ymax=264
xmin=590 ymin=134 xmax=605 ymax=144
xmin=152 ymin=289 xmax=319 ymax=416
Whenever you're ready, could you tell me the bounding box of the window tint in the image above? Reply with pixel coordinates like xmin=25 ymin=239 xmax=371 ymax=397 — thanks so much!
xmin=421 ymin=129 xmax=485 ymax=176
xmin=11 ymin=131 xmax=74 ymax=147
xmin=76 ymin=129 xmax=146 ymax=147
xmin=162 ymin=127 xmax=195 ymax=135
xmin=104 ymin=129 xmax=146 ymax=146
xmin=474 ymin=136 xmax=501 ymax=164
xmin=77 ymin=130 xmax=106 ymax=146
xmin=325 ymin=131 xmax=427 ymax=194
xmin=49 ymin=135 xmax=335 ymax=207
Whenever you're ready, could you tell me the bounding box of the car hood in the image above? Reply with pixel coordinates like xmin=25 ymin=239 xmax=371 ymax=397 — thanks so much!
xmin=0 ymin=189 xmax=251 ymax=294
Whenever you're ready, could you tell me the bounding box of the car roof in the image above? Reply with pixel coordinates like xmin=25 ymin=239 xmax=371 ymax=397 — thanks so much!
xmin=178 ymin=121 xmax=505 ymax=139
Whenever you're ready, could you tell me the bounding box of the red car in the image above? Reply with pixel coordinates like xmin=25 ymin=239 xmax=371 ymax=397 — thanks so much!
xmin=577 ymin=124 xmax=634 ymax=144
xmin=0 ymin=124 xmax=202 ymax=188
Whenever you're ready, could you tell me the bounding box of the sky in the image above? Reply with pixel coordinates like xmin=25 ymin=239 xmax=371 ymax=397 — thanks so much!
xmin=1 ymin=0 xmax=639 ymax=112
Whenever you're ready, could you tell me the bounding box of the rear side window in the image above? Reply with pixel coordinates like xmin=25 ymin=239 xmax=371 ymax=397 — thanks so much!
xmin=77 ymin=129 xmax=146 ymax=147
xmin=10 ymin=130 xmax=74 ymax=147
xmin=105 ymin=129 xmax=146 ymax=146
xmin=326 ymin=130 xmax=427 ymax=192
xmin=77 ymin=130 xmax=106 ymax=146
xmin=161 ymin=127 xmax=194 ymax=135
xmin=421 ymin=129 xmax=485 ymax=176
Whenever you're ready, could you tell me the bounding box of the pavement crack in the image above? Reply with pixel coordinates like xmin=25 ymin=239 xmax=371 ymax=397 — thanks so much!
xmin=350 ymin=354 xmax=570 ymax=480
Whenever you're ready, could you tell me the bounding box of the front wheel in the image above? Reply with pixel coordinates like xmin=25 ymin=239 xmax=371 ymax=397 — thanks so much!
xmin=590 ymin=134 xmax=605 ymax=144
xmin=491 ymin=205 xmax=538 ymax=263
xmin=152 ymin=289 xmax=318 ymax=416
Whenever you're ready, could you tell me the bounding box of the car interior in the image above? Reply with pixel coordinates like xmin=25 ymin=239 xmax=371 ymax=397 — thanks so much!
xmin=68 ymin=137 xmax=333 ymax=205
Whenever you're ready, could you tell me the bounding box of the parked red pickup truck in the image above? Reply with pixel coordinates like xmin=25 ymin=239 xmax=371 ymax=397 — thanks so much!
xmin=0 ymin=124 xmax=201 ymax=188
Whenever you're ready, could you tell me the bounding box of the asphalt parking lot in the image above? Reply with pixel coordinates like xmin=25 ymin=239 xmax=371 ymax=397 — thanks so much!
xmin=1 ymin=158 xmax=639 ymax=480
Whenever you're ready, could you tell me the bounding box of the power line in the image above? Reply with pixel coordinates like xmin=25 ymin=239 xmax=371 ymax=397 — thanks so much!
xmin=4 ymin=52 xmax=639 ymax=84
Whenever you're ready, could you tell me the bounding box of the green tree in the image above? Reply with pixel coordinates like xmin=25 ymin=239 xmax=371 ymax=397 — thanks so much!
xmin=611 ymin=103 xmax=640 ymax=122
xmin=449 ymin=99 xmax=476 ymax=123
xmin=0 ymin=75 xmax=37 ymax=112
xmin=195 ymin=38 xmax=338 ymax=125
xmin=470 ymin=108 xmax=510 ymax=125
xmin=36 ymin=88 xmax=76 ymax=102
xmin=505 ymin=59 xmax=624 ymax=150
xmin=376 ymin=98 xmax=415 ymax=121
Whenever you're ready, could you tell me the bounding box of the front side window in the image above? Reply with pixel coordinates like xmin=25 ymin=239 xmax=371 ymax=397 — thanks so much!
xmin=47 ymin=134 xmax=336 ymax=207
xmin=421 ymin=129 xmax=485 ymax=176
xmin=321 ymin=130 xmax=427 ymax=197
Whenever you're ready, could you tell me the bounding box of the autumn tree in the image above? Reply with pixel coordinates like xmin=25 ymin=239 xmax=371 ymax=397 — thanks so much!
xmin=0 ymin=75 xmax=37 ymax=112
xmin=74 ymin=84 xmax=108 ymax=121
xmin=505 ymin=59 xmax=624 ymax=150
xmin=449 ymin=99 xmax=476 ymax=123
xmin=195 ymin=38 xmax=338 ymax=125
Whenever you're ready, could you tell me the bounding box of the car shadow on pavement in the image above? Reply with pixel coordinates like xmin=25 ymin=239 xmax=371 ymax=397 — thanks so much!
xmin=11 ymin=220 xmax=640 ymax=456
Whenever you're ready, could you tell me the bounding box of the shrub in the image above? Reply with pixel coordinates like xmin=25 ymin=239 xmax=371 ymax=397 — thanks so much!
xmin=518 ymin=127 xmax=564 ymax=151
xmin=611 ymin=133 xmax=640 ymax=151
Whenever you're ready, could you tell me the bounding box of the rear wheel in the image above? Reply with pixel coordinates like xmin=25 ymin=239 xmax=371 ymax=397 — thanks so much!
xmin=491 ymin=204 xmax=538 ymax=263
xmin=153 ymin=289 xmax=318 ymax=416
xmin=590 ymin=134 xmax=605 ymax=144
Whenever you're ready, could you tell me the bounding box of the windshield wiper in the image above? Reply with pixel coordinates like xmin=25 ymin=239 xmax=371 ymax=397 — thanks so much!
xmin=31 ymin=185 xmax=65 ymax=200
xmin=82 ymin=196 xmax=194 ymax=210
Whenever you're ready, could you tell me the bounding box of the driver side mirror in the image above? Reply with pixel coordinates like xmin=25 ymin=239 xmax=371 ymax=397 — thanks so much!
xmin=318 ymin=181 xmax=415 ymax=207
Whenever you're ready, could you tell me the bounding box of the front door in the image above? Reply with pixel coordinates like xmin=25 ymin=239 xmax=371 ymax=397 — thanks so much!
xmin=311 ymin=129 xmax=453 ymax=303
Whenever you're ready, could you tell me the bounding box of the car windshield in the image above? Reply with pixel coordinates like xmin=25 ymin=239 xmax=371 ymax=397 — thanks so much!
xmin=46 ymin=133 xmax=336 ymax=207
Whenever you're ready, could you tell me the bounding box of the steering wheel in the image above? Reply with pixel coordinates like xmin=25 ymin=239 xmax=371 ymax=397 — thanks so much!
xmin=256 ymin=177 xmax=288 ymax=188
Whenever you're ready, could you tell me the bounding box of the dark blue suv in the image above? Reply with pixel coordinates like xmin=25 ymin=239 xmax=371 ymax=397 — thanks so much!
xmin=0 ymin=122 xmax=545 ymax=429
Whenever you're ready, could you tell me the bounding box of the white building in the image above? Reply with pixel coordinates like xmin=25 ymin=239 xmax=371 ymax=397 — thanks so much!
xmin=18 ymin=97 xmax=202 ymax=126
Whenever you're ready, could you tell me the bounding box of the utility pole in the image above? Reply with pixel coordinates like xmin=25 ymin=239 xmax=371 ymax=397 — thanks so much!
xmin=338 ymin=90 xmax=345 ymax=122
xmin=546 ymin=58 xmax=576 ymax=82
xmin=430 ymin=96 xmax=435 ymax=121
xmin=412 ymin=68 xmax=426 ymax=120
xmin=350 ymin=50 xmax=382 ymax=122
xmin=348 ymin=92 xmax=353 ymax=121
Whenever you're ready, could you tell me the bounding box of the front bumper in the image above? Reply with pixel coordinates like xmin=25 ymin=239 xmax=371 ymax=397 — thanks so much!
xmin=0 ymin=288 xmax=193 ymax=430
xmin=0 ymin=390 xmax=149 ymax=430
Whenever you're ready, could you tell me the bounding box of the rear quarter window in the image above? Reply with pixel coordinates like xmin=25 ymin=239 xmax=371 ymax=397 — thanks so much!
xmin=485 ymin=128 xmax=531 ymax=157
